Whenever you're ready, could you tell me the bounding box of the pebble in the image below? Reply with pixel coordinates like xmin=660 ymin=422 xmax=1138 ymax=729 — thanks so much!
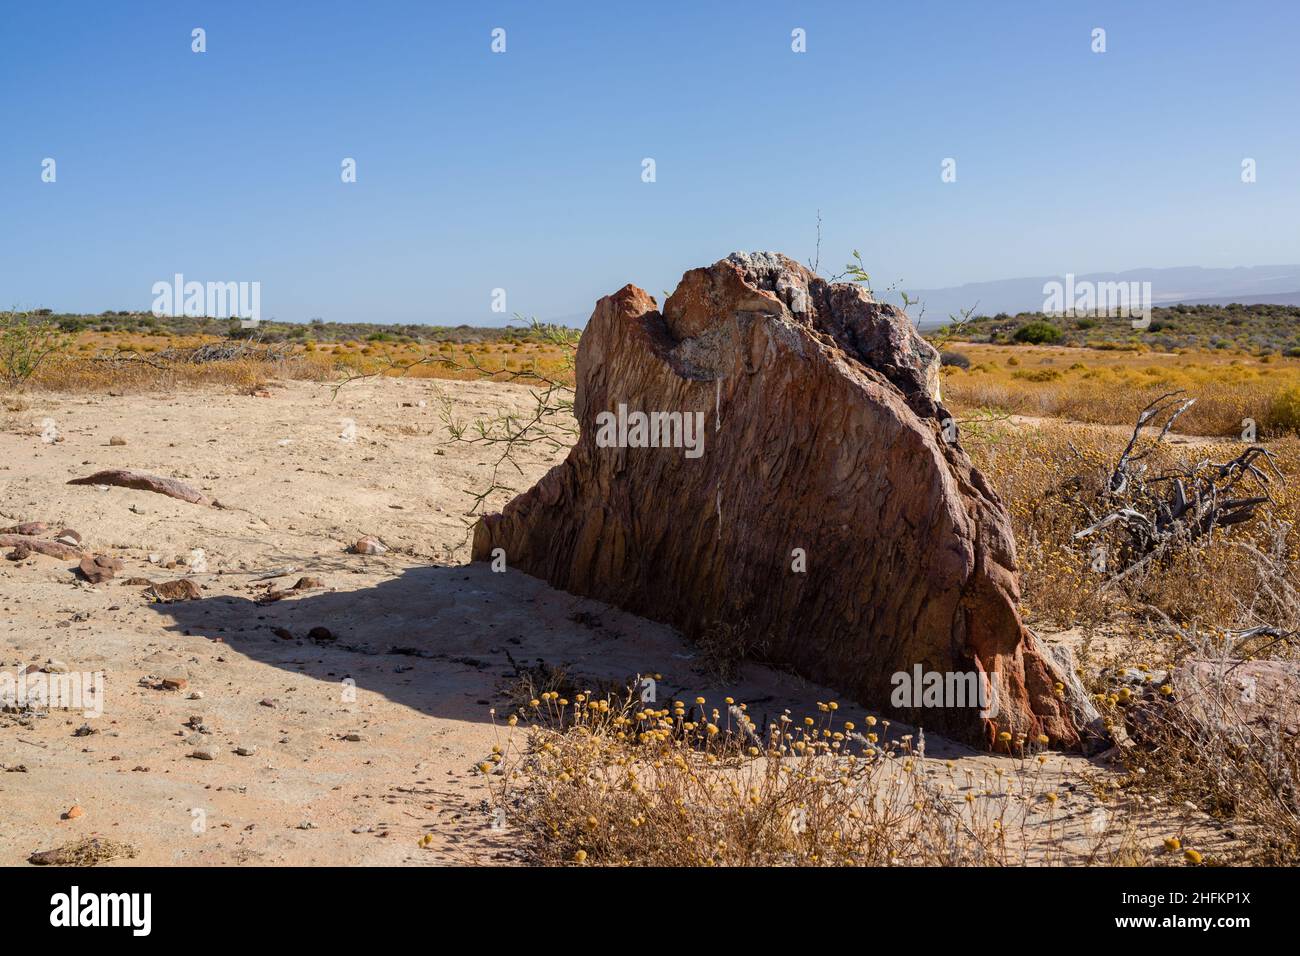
xmin=234 ymin=745 xmax=257 ymax=757
xmin=62 ymin=806 xmax=84 ymax=820
xmin=349 ymin=536 xmax=388 ymax=555
xmin=190 ymin=746 xmax=220 ymax=760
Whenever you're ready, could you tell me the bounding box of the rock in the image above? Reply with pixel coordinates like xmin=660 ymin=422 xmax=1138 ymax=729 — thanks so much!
xmin=1046 ymin=644 xmax=1109 ymax=753
xmin=190 ymin=746 xmax=220 ymax=760
xmin=160 ymin=676 xmax=188 ymax=692
xmin=0 ymin=522 xmax=47 ymax=536
xmin=258 ymin=698 xmax=276 ymax=708
xmin=342 ymin=732 xmax=366 ymax=742
xmin=120 ymin=576 xmax=153 ymax=586
xmin=0 ymin=535 xmax=85 ymax=560
xmin=29 ymin=837 xmax=136 ymax=866
xmin=146 ymin=579 xmax=202 ymax=602
xmin=62 ymin=805 xmax=84 ymax=820
xmin=108 ymin=435 xmax=127 ymax=446
xmin=72 ymin=724 xmax=97 ymax=737
xmin=54 ymin=529 xmax=82 ymax=547
xmin=308 ymin=626 xmax=335 ymax=643
xmin=1172 ymin=659 xmax=1300 ymax=736
xmin=78 ymin=554 xmax=122 ymax=584
xmin=186 ymin=691 xmax=204 ymax=700
xmin=272 ymin=626 xmax=294 ymax=640
xmin=472 ymin=251 xmax=1084 ymax=748
xmin=349 ymin=536 xmax=388 ymax=555
xmin=42 ymin=659 xmax=70 ymax=674
xmin=292 ymin=576 xmax=324 ymax=590
xmin=235 ymin=745 xmax=258 ymax=756
xmin=67 ymin=469 xmax=210 ymax=506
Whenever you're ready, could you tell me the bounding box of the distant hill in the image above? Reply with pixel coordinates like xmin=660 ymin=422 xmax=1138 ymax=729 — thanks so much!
xmin=900 ymin=265 xmax=1300 ymax=329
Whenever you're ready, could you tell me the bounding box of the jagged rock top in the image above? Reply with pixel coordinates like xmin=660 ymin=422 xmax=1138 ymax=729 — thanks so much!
xmin=663 ymin=251 xmax=940 ymax=410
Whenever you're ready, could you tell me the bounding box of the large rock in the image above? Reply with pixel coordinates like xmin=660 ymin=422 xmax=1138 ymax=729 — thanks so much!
xmin=473 ymin=252 xmax=1083 ymax=747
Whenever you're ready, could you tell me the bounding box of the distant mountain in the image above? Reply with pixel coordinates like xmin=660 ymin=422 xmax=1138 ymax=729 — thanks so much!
xmin=899 ymin=265 xmax=1300 ymax=329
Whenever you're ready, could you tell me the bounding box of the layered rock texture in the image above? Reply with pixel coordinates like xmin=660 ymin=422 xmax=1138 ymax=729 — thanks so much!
xmin=473 ymin=252 xmax=1084 ymax=747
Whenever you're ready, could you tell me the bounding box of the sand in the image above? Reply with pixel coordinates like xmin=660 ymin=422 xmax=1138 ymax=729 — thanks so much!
xmin=0 ymin=377 xmax=1229 ymax=865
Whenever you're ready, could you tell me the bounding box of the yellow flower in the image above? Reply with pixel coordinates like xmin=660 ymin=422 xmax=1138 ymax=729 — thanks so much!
xmin=998 ymin=731 xmax=1012 ymax=742
xmin=1183 ymin=848 xmax=1203 ymax=865
xmin=573 ymin=849 xmax=588 ymax=863
xmin=1163 ymin=837 xmax=1181 ymax=851
xmin=695 ymin=696 xmax=705 ymax=705
xmin=1036 ymin=734 xmax=1049 ymax=745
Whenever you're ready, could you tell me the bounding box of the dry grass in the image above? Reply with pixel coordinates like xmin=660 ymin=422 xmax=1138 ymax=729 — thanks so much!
xmin=480 ymin=691 xmax=1161 ymax=867
xmin=943 ymin=343 xmax=1300 ymax=437
xmin=19 ymin=329 xmax=576 ymax=394
xmin=970 ymin=418 xmax=1300 ymax=868
xmin=1090 ymin=637 xmax=1300 ymax=866
xmin=969 ymin=423 xmax=1300 ymax=634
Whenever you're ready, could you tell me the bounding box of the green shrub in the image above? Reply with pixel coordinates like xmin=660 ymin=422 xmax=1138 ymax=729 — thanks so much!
xmin=1013 ymin=321 xmax=1064 ymax=345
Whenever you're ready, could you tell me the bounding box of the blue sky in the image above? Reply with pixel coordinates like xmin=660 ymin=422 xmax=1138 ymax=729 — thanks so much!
xmin=2 ymin=1 xmax=1298 ymax=325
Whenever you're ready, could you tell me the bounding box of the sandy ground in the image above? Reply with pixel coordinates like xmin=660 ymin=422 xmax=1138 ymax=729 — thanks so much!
xmin=0 ymin=378 xmax=1232 ymax=865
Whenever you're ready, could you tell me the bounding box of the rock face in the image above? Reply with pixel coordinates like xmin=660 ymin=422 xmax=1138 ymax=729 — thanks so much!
xmin=473 ymin=252 xmax=1083 ymax=747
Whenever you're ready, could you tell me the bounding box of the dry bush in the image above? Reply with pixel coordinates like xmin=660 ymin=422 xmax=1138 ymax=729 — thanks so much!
xmin=971 ymin=423 xmax=1299 ymax=634
xmin=482 ymin=690 xmax=1147 ymax=867
xmin=1 ymin=310 xmax=69 ymax=389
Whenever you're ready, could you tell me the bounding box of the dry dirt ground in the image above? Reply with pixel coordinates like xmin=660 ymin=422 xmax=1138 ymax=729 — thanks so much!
xmin=0 ymin=378 xmax=1231 ymax=865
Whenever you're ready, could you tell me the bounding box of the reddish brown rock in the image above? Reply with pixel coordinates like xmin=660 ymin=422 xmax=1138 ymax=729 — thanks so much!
xmin=147 ymin=579 xmax=202 ymax=602
xmin=472 ymin=252 xmax=1084 ymax=747
xmin=0 ymin=522 xmax=47 ymax=536
xmin=78 ymin=554 xmax=122 ymax=583
xmin=0 ymin=535 xmax=86 ymax=560
xmin=67 ymin=469 xmax=209 ymax=505
xmin=1173 ymin=659 xmax=1300 ymax=736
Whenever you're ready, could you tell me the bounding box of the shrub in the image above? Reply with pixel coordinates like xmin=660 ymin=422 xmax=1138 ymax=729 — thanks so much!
xmin=940 ymin=350 xmax=971 ymax=370
xmin=1267 ymin=385 xmax=1300 ymax=435
xmin=1014 ymin=321 xmax=1064 ymax=345
xmin=0 ymin=310 xmax=67 ymax=389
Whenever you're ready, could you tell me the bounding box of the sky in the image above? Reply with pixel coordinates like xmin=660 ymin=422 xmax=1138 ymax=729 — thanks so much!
xmin=2 ymin=0 xmax=1298 ymax=326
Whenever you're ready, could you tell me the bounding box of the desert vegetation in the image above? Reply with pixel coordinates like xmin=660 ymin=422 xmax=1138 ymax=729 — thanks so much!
xmin=958 ymin=302 xmax=1300 ymax=355
xmin=5 ymin=304 xmax=1297 ymax=870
